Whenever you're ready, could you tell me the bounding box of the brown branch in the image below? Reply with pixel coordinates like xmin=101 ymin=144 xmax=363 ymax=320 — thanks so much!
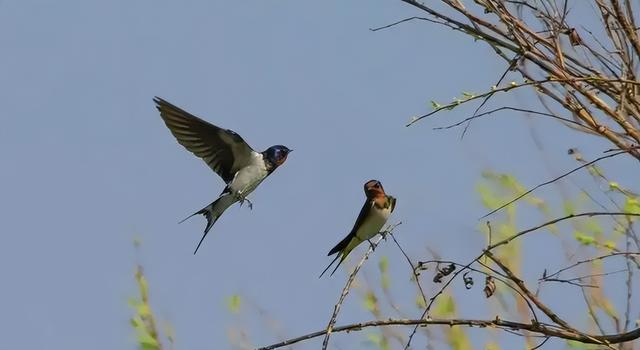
xmin=418 ymin=259 xmax=541 ymax=321
xmin=485 ymin=251 xmax=575 ymax=330
xmin=321 ymin=223 xmax=400 ymax=350
xmin=256 ymin=317 xmax=640 ymax=350
xmin=487 ymin=212 xmax=640 ymax=251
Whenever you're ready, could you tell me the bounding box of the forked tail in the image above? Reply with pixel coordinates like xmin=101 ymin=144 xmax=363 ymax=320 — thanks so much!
xmin=180 ymin=193 xmax=237 ymax=254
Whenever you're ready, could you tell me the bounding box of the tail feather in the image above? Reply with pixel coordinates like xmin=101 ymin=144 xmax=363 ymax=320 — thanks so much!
xmin=328 ymin=234 xmax=352 ymax=256
xmin=318 ymin=253 xmax=343 ymax=278
xmin=319 ymin=234 xmax=355 ymax=278
xmin=180 ymin=193 xmax=236 ymax=254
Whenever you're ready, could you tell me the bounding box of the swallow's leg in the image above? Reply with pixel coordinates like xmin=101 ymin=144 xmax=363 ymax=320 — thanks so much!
xmin=367 ymin=239 xmax=376 ymax=251
xmin=235 ymin=192 xmax=253 ymax=210
xmin=242 ymin=197 xmax=253 ymax=210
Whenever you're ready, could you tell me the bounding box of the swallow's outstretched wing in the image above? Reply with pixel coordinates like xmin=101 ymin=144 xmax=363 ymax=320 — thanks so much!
xmin=154 ymin=97 xmax=256 ymax=183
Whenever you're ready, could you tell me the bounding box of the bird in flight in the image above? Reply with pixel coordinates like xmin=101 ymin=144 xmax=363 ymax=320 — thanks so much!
xmin=320 ymin=180 xmax=396 ymax=277
xmin=154 ymin=97 xmax=292 ymax=254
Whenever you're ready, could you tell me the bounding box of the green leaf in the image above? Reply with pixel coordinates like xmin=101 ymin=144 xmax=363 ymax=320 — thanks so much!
xmin=574 ymin=231 xmax=595 ymax=246
xmin=434 ymin=294 xmax=456 ymax=316
xmin=226 ymin=294 xmax=241 ymax=314
xmin=562 ymin=200 xmax=575 ymax=215
xmin=138 ymin=275 xmax=149 ymax=298
xmin=604 ymin=240 xmax=616 ymax=250
xmin=584 ymin=218 xmax=603 ymax=235
xmin=566 ymin=339 xmax=596 ymax=349
xmin=363 ymin=292 xmax=378 ymax=312
xmin=366 ymin=332 xmax=382 ymax=345
xmin=624 ymin=197 xmax=640 ymax=215
xmin=430 ymin=100 xmax=442 ymax=109
xmin=486 ymin=342 xmax=500 ymax=350
xmin=137 ymin=331 xmax=160 ymax=350
xmin=415 ymin=294 xmax=426 ymax=309
xmin=378 ymin=256 xmax=388 ymax=273
xmin=476 ymin=184 xmax=501 ymax=210
xmin=128 ymin=297 xmax=140 ymax=309
xmin=130 ymin=316 xmax=143 ymax=329
xmin=137 ymin=303 xmax=151 ymax=317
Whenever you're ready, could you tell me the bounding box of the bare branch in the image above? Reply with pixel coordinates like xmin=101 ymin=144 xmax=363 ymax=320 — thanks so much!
xmin=481 ymin=150 xmax=629 ymax=218
xmin=321 ymin=223 xmax=401 ymax=350
xmin=256 ymin=317 xmax=640 ymax=350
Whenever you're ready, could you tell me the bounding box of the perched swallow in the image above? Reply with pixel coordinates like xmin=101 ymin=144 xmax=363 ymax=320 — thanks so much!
xmin=154 ymin=97 xmax=292 ymax=254
xmin=320 ymin=180 xmax=396 ymax=277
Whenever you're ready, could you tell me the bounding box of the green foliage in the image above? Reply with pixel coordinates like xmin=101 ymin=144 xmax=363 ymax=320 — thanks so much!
xmin=129 ymin=266 xmax=164 ymax=350
xmin=623 ymin=197 xmax=640 ymax=216
xmin=415 ymin=293 xmax=427 ymax=309
xmin=365 ymin=332 xmax=390 ymax=350
xmin=226 ymin=294 xmax=242 ymax=314
xmin=566 ymin=339 xmax=600 ymax=349
xmin=574 ymin=231 xmax=596 ymax=246
xmin=129 ymin=242 xmax=173 ymax=350
xmin=363 ymin=291 xmax=379 ymax=313
xmin=433 ymin=294 xmax=456 ymax=316
xmin=378 ymin=256 xmax=391 ymax=290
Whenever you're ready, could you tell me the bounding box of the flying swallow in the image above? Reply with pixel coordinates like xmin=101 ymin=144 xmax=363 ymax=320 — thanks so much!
xmin=320 ymin=180 xmax=396 ymax=277
xmin=154 ymin=97 xmax=292 ymax=254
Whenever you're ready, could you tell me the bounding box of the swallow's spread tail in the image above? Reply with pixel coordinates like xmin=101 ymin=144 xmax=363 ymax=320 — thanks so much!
xmin=180 ymin=193 xmax=237 ymax=254
xmin=319 ymin=253 xmax=344 ymax=278
xmin=319 ymin=234 xmax=354 ymax=278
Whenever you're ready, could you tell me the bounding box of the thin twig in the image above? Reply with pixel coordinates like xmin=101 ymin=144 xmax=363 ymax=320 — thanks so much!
xmin=389 ymin=232 xmax=428 ymax=309
xmin=487 ymin=212 xmax=640 ymax=251
xmin=433 ymin=106 xmax=589 ymax=131
xmin=485 ymin=251 xmax=576 ymax=330
xmin=370 ymin=16 xmax=449 ymax=31
xmin=481 ymin=150 xmax=628 ymax=218
xmin=542 ymin=252 xmax=640 ymax=280
xmin=321 ymin=223 xmax=401 ymax=350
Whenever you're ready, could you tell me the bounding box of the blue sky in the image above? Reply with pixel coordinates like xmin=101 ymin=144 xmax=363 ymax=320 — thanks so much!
xmin=1 ymin=1 xmax=637 ymax=349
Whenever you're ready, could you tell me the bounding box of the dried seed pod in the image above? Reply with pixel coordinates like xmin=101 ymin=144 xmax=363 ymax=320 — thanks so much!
xmin=484 ymin=276 xmax=496 ymax=298
xmin=441 ymin=263 xmax=456 ymax=276
xmin=433 ymin=263 xmax=456 ymax=283
xmin=463 ymin=271 xmax=474 ymax=289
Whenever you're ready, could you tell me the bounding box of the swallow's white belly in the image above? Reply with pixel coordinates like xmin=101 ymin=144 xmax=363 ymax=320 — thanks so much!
xmin=228 ymin=155 xmax=269 ymax=197
xmin=355 ymin=204 xmax=391 ymax=241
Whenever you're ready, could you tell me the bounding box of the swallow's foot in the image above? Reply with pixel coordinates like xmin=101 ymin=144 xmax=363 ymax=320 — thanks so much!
xmin=238 ymin=196 xmax=253 ymax=210
xmin=367 ymin=239 xmax=376 ymax=251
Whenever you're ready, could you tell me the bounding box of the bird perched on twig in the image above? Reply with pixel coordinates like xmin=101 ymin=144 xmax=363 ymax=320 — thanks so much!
xmin=154 ymin=97 xmax=292 ymax=254
xmin=320 ymin=180 xmax=396 ymax=277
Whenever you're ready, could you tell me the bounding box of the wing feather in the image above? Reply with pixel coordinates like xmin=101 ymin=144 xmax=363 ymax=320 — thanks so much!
xmin=154 ymin=97 xmax=256 ymax=183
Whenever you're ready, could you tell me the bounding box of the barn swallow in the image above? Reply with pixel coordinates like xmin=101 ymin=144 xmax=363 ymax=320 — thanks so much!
xmin=154 ymin=97 xmax=292 ymax=254
xmin=319 ymin=180 xmax=397 ymax=277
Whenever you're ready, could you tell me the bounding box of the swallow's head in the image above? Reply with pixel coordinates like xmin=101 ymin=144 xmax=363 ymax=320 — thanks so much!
xmin=364 ymin=179 xmax=385 ymax=199
xmin=264 ymin=145 xmax=293 ymax=167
